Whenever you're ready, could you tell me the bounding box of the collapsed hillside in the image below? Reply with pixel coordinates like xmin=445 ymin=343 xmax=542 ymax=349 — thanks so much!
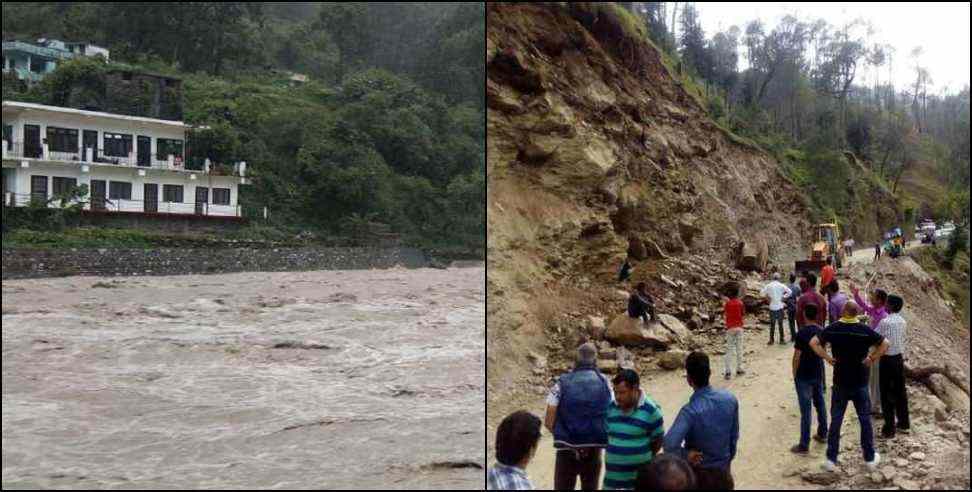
xmin=485 ymin=2 xmax=907 ymax=423
xmin=486 ymin=1 xmax=814 ymax=405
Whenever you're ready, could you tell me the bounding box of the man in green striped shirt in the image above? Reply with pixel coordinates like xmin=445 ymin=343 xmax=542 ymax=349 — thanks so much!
xmin=603 ymin=369 xmax=665 ymax=490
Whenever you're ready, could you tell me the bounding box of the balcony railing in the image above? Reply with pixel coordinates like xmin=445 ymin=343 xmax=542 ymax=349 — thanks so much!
xmin=3 ymin=192 xmax=242 ymax=218
xmin=2 ymin=140 xmax=246 ymax=177
xmin=2 ymin=41 xmax=75 ymax=60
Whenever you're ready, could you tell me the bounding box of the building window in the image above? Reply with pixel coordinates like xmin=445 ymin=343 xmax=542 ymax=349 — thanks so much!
xmin=30 ymin=57 xmax=46 ymax=73
xmin=30 ymin=175 xmax=48 ymax=202
xmin=213 ymin=188 xmax=231 ymax=205
xmin=2 ymin=125 xmax=11 ymax=148
xmin=163 ymin=184 xmax=184 ymax=203
xmin=103 ymin=133 xmax=132 ymax=157
xmin=109 ymin=181 xmax=132 ymax=200
xmin=52 ymin=177 xmax=78 ymax=197
xmin=46 ymin=127 xmax=79 ymax=153
xmin=156 ymin=139 xmax=184 ymax=160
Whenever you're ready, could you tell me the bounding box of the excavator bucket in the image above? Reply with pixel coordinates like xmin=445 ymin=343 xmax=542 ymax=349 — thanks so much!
xmin=795 ymin=259 xmax=827 ymax=274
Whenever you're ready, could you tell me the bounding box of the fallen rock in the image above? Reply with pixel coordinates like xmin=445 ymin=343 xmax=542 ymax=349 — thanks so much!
xmin=657 ymin=350 xmax=689 ymax=370
xmin=657 ymin=314 xmax=693 ymax=344
xmin=735 ymin=239 xmax=769 ymax=272
xmin=599 ymin=358 xmax=619 ymax=374
xmin=605 ymin=315 xmax=673 ymax=349
xmin=909 ymin=452 xmax=926 ymax=462
xmin=588 ymin=316 xmax=606 ymax=340
xmin=801 ymin=471 xmax=841 ymax=486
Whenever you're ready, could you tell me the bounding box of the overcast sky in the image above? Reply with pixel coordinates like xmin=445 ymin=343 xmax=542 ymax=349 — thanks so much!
xmin=694 ymin=2 xmax=971 ymax=94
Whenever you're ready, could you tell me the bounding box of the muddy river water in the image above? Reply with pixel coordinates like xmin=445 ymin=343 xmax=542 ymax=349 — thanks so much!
xmin=1 ymin=267 xmax=485 ymax=489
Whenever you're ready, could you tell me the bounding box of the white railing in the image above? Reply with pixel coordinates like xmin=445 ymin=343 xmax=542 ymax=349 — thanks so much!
xmin=2 ymin=140 xmax=244 ymax=177
xmin=4 ymin=193 xmax=241 ymax=217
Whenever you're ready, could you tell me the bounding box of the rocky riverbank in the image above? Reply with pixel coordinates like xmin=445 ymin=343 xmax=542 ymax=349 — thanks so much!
xmin=0 ymin=247 xmax=446 ymax=280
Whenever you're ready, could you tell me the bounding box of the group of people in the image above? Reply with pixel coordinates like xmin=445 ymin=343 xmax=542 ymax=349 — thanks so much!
xmin=740 ymin=259 xmax=912 ymax=470
xmin=487 ymin=252 xmax=913 ymax=490
xmin=488 ymin=348 xmax=738 ymax=491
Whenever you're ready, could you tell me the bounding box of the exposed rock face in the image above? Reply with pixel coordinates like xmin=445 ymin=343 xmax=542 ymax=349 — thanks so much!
xmin=486 ymin=2 xmax=816 ymax=394
xmin=1 ymin=247 xmax=433 ymax=280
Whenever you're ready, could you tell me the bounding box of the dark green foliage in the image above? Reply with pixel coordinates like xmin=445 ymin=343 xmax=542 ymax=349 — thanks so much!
xmin=2 ymin=2 xmax=485 ymax=255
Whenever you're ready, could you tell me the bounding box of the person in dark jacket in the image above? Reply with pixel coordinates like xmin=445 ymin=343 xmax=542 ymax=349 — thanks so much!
xmin=544 ymin=343 xmax=614 ymax=490
xmin=618 ymin=257 xmax=633 ymax=283
xmin=628 ymin=282 xmax=657 ymax=323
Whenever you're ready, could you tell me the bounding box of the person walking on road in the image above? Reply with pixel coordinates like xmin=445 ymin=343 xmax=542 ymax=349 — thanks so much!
xmin=875 ymin=295 xmax=911 ymax=438
xmin=544 ymin=343 xmax=614 ymax=490
xmin=603 ymin=369 xmax=665 ymax=490
xmin=852 ymin=284 xmax=889 ymax=416
xmin=874 ymin=243 xmax=882 ymax=261
xmin=488 ymin=411 xmax=543 ymax=490
xmin=723 ymin=286 xmax=746 ymax=381
xmin=664 ymin=352 xmax=740 ymax=490
xmin=785 ymin=273 xmax=803 ymax=344
xmin=809 ymin=302 xmax=890 ymax=473
xmin=790 ymin=303 xmax=828 ymax=454
xmin=761 ymin=273 xmax=792 ymax=345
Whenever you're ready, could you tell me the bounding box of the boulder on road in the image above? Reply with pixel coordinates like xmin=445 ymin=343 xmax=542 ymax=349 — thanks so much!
xmin=657 ymin=314 xmax=693 ymax=345
xmin=605 ymin=315 xmax=673 ymax=349
xmin=735 ymin=239 xmax=769 ymax=272
xmin=658 ymin=350 xmax=689 ymax=370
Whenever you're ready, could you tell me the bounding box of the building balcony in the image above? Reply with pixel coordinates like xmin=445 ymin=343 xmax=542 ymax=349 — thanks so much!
xmin=2 ymin=41 xmax=75 ymax=61
xmin=2 ymin=140 xmax=245 ymax=177
xmin=3 ymin=192 xmax=243 ymax=218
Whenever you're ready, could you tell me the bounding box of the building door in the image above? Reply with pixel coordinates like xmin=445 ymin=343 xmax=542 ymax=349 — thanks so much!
xmin=195 ymin=187 xmax=209 ymax=215
xmin=137 ymin=136 xmax=151 ymax=167
xmin=2 ymin=124 xmax=11 ymax=151
xmin=24 ymin=124 xmax=42 ymax=158
xmin=91 ymin=180 xmax=107 ymax=211
xmin=83 ymin=130 xmax=98 ymax=161
xmin=30 ymin=175 xmax=48 ymax=204
xmin=144 ymin=183 xmax=158 ymax=213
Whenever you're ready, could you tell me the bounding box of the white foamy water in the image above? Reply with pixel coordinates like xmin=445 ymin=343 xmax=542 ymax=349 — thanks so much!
xmin=1 ymin=267 xmax=485 ymax=490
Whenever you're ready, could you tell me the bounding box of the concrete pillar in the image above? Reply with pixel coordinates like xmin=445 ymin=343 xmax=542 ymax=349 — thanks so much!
xmin=86 ymin=147 xmax=94 ymax=163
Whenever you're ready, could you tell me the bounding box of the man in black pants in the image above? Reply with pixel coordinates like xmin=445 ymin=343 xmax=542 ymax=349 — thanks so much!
xmin=876 ymin=295 xmax=911 ymax=437
xmin=628 ymin=282 xmax=657 ymax=323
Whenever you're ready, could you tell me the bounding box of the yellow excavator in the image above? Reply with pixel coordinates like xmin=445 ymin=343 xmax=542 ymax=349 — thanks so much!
xmin=795 ymin=222 xmax=845 ymax=274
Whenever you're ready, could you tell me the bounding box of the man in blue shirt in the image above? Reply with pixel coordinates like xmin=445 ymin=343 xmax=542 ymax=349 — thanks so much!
xmin=487 ymin=411 xmax=542 ymax=490
xmin=663 ymin=352 xmax=740 ymax=488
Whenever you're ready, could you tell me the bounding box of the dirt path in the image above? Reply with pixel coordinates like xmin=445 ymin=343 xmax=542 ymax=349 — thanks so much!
xmin=524 ymin=341 xmax=859 ymax=490
xmin=522 ymin=246 xmax=922 ymax=489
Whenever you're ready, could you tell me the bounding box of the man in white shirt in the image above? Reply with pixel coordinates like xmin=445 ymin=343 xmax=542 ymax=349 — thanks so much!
xmin=761 ymin=273 xmax=793 ymax=345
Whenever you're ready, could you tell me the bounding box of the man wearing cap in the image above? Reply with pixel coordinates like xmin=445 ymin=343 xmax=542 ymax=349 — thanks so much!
xmin=545 ymin=343 xmax=614 ymax=490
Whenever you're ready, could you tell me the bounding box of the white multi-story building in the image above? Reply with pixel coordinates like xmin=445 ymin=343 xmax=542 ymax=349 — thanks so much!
xmin=2 ymin=101 xmax=247 ymax=218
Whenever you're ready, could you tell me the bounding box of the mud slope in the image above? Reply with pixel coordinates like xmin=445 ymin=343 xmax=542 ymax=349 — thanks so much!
xmin=486 ymin=3 xmax=814 ymax=410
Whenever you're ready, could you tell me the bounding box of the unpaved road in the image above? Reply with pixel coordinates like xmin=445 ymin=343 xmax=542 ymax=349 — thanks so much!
xmin=524 ymin=245 xmax=924 ymax=489
xmin=526 ymin=342 xmax=838 ymax=490
xmin=2 ymin=267 xmax=485 ymax=490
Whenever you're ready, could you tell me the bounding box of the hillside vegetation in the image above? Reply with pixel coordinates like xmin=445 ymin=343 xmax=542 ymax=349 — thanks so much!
xmin=2 ymin=2 xmax=485 ymax=256
xmin=623 ymin=2 xmax=970 ymax=238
